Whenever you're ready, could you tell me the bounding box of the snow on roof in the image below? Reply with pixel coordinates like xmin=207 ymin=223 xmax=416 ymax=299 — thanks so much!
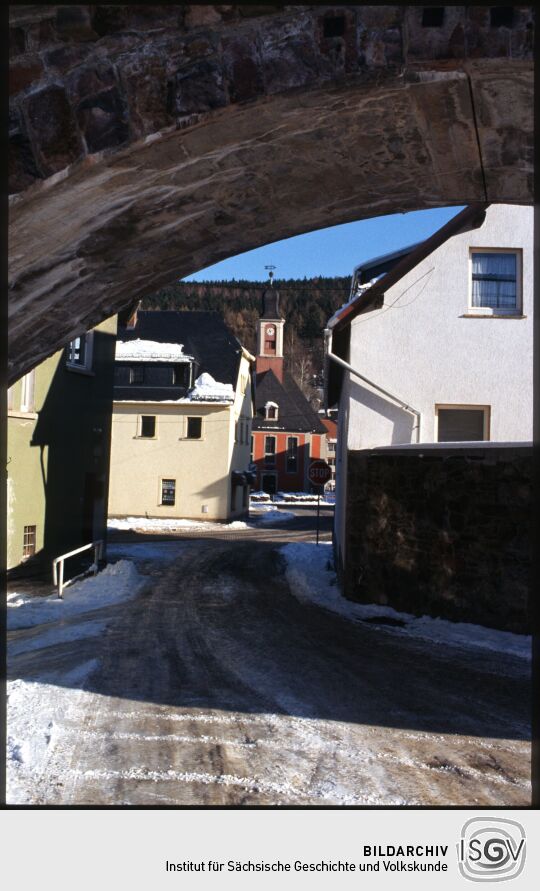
xmin=265 ymin=401 xmax=279 ymax=409
xmin=115 ymin=339 xmax=193 ymax=362
xmin=326 ymin=274 xmax=386 ymax=328
xmin=189 ymin=372 xmax=234 ymax=403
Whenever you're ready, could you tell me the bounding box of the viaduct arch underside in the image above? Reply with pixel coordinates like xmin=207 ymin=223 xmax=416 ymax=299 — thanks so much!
xmin=8 ymin=5 xmax=533 ymax=383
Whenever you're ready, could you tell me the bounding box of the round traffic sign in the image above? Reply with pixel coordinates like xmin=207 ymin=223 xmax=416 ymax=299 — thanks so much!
xmin=308 ymin=460 xmax=332 ymax=486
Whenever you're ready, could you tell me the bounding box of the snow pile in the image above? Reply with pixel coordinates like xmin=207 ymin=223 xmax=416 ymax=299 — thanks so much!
xmin=282 ymin=542 xmax=531 ymax=661
xmin=250 ymin=492 xmax=335 ymax=505
xmin=189 ymin=372 xmax=234 ymax=403
xmin=8 ymin=560 xmax=144 ymax=630
xmin=275 ymin=491 xmax=335 ymax=504
xmin=108 ymin=516 xmax=249 ymax=532
xmin=249 ymin=507 xmax=295 ymax=524
xmin=116 ymin=339 xmax=192 ymax=362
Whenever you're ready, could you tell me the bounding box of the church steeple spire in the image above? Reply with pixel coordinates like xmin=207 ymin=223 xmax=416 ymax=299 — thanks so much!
xmin=256 ymin=278 xmax=285 ymax=382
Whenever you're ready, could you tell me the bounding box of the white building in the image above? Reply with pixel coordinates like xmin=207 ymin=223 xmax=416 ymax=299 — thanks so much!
xmin=325 ymin=203 xmax=533 ymax=577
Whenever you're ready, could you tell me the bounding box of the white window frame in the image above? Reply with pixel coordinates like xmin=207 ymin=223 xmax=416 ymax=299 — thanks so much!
xmin=435 ymin=404 xmax=491 ymax=442
xmin=20 ymin=369 xmax=36 ymax=413
xmin=66 ymin=331 xmax=95 ymax=373
xmin=468 ymin=248 xmax=522 ymax=317
xmin=265 ymin=401 xmax=279 ymax=421
xmin=22 ymin=524 xmax=37 ymax=558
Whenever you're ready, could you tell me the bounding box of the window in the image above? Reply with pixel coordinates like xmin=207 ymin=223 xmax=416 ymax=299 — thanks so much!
xmin=20 ymin=370 xmax=35 ymax=413
xmin=328 ymin=441 xmax=336 ymax=452
xmin=265 ymin=340 xmax=276 ymax=353
xmin=23 ymin=525 xmax=36 ymax=558
xmin=264 ymin=436 xmax=276 ymax=466
xmin=172 ymin=364 xmax=189 ymax=386
xmin=436 ymin=406 xmax=490 ymax=442
xmin=265 ymin=402 xmax=278 ymax=421
xmin=140 ymin=415 xmax=156 ymax=438
xmin=129 ymin=366 xmax=144 ymax=384
xmin=187 ymin=417 xmax=202 ymax=439
xmin=250 ymin=435 xmax=254 ymax=461
xmin=161 ymin=479 xmax=175 ymax=506
xmin=286 ymin=437 xmax=298 ymax=473
xmin=66 ymin=332 xmax=94 ymax=371
xmin=470 ymin=250 xmax=520 ymax=313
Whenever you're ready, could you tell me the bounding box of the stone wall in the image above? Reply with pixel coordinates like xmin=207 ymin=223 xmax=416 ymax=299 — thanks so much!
xmin=343 ymin=445 xmax=532 ymax=632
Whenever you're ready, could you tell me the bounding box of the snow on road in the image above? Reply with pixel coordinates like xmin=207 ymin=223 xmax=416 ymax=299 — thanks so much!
xmin=282 ymin=542 xmax=531 ymax=661
xmin=7 ymin=535 xmax=530 ymax=806
xmin=7 ymin=560 xmax=145 ymax=803
xmin=7 ymin=660 xmax=100 ymax=804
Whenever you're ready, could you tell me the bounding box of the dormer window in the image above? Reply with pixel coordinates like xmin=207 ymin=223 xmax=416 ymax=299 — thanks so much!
xmin=265 ymin=401 xmax=279 ymax=421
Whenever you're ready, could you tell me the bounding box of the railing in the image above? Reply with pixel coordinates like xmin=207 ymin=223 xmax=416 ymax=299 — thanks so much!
xmin=52 ymin=540 xmax=103 ymax=598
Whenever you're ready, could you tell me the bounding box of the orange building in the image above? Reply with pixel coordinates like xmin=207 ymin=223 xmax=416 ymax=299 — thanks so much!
xmin=251 ymin=287 xmax=327 ymax=495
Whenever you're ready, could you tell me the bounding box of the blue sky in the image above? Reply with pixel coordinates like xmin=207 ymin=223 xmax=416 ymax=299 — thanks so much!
xmin=183 ymin=205 xmax=466 ymax=282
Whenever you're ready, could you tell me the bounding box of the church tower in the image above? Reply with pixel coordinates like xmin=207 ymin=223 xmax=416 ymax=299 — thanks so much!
xmin=255 ymin=286 xmax=285 ymax=382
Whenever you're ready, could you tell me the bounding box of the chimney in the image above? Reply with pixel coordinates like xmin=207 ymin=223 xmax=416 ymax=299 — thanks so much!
xmin=120 ymin=299 xmax=141 ymax=330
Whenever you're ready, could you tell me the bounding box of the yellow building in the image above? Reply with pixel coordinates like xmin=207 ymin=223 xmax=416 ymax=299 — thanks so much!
xmin=7 ymin=317 xmax=117 ymax=573
xmin=108 ymin=309 xmax=255 ymax=522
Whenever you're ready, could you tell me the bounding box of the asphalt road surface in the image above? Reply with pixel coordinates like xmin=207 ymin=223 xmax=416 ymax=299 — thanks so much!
xmin=8 ymin=509 xmax=531 ymax=805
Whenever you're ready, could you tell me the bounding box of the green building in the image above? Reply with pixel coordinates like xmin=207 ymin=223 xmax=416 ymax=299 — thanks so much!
xmin=7 ymin=316 xmax=117 ymax=575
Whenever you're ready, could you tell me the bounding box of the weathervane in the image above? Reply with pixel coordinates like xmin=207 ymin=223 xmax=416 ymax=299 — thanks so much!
xmin=264 ymin=264 xmax=276 ymax=286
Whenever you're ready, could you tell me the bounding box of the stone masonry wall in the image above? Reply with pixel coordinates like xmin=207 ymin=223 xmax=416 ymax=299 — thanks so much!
xmin=343 ymin=446 xmax=531 ymax=633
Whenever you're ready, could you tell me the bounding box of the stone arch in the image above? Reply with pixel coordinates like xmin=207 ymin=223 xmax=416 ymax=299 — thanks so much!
xmin=8 ymin=5 xmax=533 ymax=381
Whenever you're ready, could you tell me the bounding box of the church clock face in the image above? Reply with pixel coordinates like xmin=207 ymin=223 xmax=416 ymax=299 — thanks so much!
xmin=266 ymin=326 xmax=275 ymax=336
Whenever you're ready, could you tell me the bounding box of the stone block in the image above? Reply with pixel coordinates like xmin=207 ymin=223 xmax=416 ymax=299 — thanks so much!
xmin=9 ymin=109 xmax=41 ymax=194
xmin=167 ymin=59 xmax=227 ymax=117
xmin=45 ymin=44 xmax=92 ymax=75
xmin=10 ymin=55 xmax=44 ymax=97
xmin=22 ymin=85 xmax=81 ymax=177
xmin=119 ymin=54 xmax=170 ymax=138
xmin=56 ymin=6 xmax=99 ymax=42
xmin=76 ymin=87 xmax=130 ymax=153
xmin=260 ymin=16 xmax=333 ymax=94
xmin=67 ymin=62 xmax=118 ymax=105
xmin=9 ymin=27 xmax=26 ymax=59
xmin=185 ymin=6 xmax=224 ymax=29
xmin=223 ymin=36 xmax=264 ymax=102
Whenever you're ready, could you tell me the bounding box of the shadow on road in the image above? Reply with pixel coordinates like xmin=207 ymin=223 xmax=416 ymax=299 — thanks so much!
xmin=8 ymin=524 xmax=531 ymax=745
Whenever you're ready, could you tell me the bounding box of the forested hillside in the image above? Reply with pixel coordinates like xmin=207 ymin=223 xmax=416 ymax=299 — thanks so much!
xmin=142 ymin=277 xmax=350 ymax=403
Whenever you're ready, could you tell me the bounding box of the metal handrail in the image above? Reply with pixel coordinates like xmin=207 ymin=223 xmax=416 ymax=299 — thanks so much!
xmin=52 ymin=540 xmax=103 ymax=598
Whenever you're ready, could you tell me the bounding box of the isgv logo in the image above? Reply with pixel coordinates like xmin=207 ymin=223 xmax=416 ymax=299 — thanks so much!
xmin=458 ymin=818 xmax=526 ymax=882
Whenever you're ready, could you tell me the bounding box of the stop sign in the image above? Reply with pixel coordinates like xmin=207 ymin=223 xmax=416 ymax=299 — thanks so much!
xmin=308 ymin=460 xmax=332 ymax=486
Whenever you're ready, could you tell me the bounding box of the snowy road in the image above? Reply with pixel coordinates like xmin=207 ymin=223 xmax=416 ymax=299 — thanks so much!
xmin=7 ymin=513 xmax=530 ymax=805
